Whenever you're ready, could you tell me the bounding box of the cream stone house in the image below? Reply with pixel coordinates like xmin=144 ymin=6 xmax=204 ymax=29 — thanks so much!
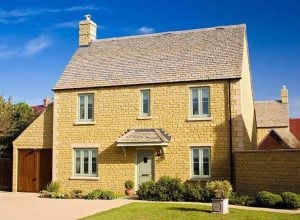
xmin=13 ymin=15 xmax=257 ymax=193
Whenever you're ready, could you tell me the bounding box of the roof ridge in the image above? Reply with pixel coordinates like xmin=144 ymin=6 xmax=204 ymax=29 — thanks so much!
xmin=94 ymin=24 xmax=246 ymax=43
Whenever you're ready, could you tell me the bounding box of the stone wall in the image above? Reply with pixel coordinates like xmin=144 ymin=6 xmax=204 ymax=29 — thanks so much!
xmin=12 ymin=104 xmax=53 ymax=192
xmin=53 ymin=81 xmax=241 ymax=194
xmin=235 ymin=150 xmax=300 ymax=196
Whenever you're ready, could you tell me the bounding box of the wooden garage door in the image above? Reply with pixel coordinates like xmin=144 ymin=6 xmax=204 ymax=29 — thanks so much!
xmin=18 ymin=149 xmax=52 ymax=192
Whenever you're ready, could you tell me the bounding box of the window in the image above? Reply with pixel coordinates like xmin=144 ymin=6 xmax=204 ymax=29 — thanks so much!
xmin=74 ymin=149 xmax=97 ymax=177
xmin=190 ymin=87 xmax=210 ymax=117
xmin=78 ymin=94 xmax=94 ymax=121
xmin=140 ymin=90 xmax=150 ymax=116
xmin=191 ymin=148 xmax=211 ymax=178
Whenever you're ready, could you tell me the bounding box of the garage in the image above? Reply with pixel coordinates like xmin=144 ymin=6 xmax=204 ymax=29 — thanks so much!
xmin=18 ymin=149 xmax=52 ymax=192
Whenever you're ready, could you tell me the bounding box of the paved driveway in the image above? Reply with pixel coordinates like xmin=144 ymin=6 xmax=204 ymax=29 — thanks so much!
xmin=0 ymin=192 xmax=133 ymax=220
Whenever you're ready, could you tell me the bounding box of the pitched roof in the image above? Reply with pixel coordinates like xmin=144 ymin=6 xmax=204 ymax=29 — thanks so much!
xmin=274 ymin=129 xmax=300 ymax=148
xmin=54 ymin=24 xmax=246 ymax=90
xmin=117 ymin=129 xmax=171 ymax=144
xmin=255 ymin=101 xmax=289 ymax=128
xmin=290 ymin=118 xmax=300 ymax=140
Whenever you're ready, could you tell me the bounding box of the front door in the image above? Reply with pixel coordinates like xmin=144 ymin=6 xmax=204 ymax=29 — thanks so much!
xmin=137 ymin=150 xmax=154 ymax=187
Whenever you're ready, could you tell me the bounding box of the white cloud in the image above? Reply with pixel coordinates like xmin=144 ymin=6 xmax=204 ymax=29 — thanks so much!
xmin=0 ymin=5 xmax=101 ymax=24
xmin=0 ymin=48 xmax=18 ymax=59
xmin=54 ymin=21 xmax=78 ymax=29
xmin=137 ymin=26 xmax=155 ymax=34
xmin=22 ymin=35 xmax=52 ymax=56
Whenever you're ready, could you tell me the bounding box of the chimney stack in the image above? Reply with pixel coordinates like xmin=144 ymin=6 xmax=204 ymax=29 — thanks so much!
xmin=281 ymin=85 xmax=288 ymax=104
xmin=79 ymin=14 xmax=97 ymax=46
xmin=43 ymin=97 xmax=50 ymax=108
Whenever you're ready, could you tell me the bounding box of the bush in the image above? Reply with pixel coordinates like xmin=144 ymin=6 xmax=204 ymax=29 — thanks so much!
xmin=281 ymin=192 xmax=300 ymax=209
xmin=87 ymin=189 xmax=116 ymax=200
xmin=45 ymin=181 xmax=60 ymax=193
xmin=70 ymin=189 xmax=85 ymax=199
xmin=256 ymin=191 xmax=282 ymax=208
xmin=229 ymin=192 xmax=255 ymax=206
xmin=137 ymin=176 xmax=184 ymax=201
xmin=125 ymin=180 xmax=134 ymax=190
xmin=183 ymin=183 xmax=202 ymax=202
xmin=137 ymin=181 xmax=155 ymax=200
xmin=205 ymin=180 xmax=233 ymax=199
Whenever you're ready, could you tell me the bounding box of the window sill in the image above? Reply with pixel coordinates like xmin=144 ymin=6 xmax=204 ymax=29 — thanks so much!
xmin=69 ymin=176 xmax=99 ymax=181
xmin=73 ymin=121 xmax=96 ymax=126
xmin=186 ymin=117 xmax=212 ymax=122
xmin=137 ymin=116 xmax=152 ymax=120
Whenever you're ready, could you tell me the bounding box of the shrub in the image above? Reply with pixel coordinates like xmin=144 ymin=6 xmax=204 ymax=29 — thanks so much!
xmin=137 ymin=176 xmax=184 ymax=201
xmin=87 ymin=189 xmax=116 ymax=200
xmin=137 ymin=181 xmax=155 ymax=200
xmin=183 ymin=183 xmax=202 ymax=202
xmin=205 ymin=180 xmax=233 ymax=199
xmin=256 ymin=191 xmax=282 ymax=208
xmin=70 ymin=189 xmax=85 ymax=199
xmin=45 ymin=181 xmax=60 ymax=193
xmin=229 ymin=192 xmax=255 ymax=206
xmin=125 ymin=180 xmax=134 ymax=190
xmin=281 ymin=192 xmax=300 ymax=209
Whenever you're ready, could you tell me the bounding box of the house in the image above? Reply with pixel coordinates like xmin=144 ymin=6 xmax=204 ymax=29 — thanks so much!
xmin=290 ymin=118 xmax=300 ymax=140
xmin=31 ymin=97 xmax=50 ymax=114
xmin=255 ymin=87 xmax=300 ymax=150
xmin=12 ymin=15 xmax=257 ymax=193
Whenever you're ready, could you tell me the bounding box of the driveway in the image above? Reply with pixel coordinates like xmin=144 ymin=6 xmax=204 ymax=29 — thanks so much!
xmin=0 ymin=192 xmax=134 ymax=220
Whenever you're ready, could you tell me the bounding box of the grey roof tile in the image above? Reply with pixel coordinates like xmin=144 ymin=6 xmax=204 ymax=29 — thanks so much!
xmin=54 ymin=24 xmax=246 ymax=90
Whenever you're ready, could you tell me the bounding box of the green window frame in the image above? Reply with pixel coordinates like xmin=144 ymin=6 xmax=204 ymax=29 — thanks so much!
xmin=190 ymin=87 xmax=210 ymax=117
xmin=74 ymin=149 xmax=97 ymax=177
xmin=140 ymin=89 xmax=150 ymax=116
xmin=191 ymin=147 xmax=211 ymax=178
xmin=78 ymin=94 xmax=94 ymax=121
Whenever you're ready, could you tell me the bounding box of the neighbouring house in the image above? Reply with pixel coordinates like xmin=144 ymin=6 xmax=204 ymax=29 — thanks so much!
xmin=290 ymin=118 xmax=300 ymax=140
xmin=255 ymin=87 xmax=300 ymax=150
xmin=31 ymin=97 xmax=50 ymax=115
xmin=13 ymin=15 xmax=257 ymax=193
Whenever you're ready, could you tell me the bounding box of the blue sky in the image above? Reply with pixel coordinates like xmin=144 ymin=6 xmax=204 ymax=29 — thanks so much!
xmin=0 ymin=0 xmax=299 ymax=117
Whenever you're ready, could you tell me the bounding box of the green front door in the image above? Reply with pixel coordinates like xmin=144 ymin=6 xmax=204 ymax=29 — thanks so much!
xmin=137 ymin=150 xmax=154 ymax=187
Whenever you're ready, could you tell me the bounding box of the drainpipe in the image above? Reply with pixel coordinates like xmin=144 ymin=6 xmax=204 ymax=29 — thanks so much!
xmin=227 ymin=80 xmax=235 ymax=189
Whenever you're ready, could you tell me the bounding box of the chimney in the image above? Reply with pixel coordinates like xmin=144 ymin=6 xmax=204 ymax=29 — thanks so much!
xmin=281 ymin=85 xmax=288 ymax=104
xmin=79 ymin=14 xmax=97 ymax=46
xmin=43 ymin=97 xmax=50 ymax=108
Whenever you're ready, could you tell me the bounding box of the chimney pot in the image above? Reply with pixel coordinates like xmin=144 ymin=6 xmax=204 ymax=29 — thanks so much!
xmin=43 ymin=97 xmax=50 ymax=108
xmin=85 ymin=14 xmax=91 ymax=21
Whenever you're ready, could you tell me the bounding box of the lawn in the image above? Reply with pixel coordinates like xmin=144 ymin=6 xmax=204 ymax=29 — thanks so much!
xmin=82 ymin=202 xmax=299 ymax=220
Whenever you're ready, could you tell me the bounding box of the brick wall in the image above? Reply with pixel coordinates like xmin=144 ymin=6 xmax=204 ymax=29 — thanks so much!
xmin=235 ymin=150 xmax=300 ymax=196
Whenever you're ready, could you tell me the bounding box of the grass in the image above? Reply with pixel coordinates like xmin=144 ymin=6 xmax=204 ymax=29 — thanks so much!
xmin=82 ymin=202 xmax=300 ymax=220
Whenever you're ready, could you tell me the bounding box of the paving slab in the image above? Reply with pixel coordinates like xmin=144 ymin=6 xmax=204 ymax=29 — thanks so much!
xmin=0 ymin=192 xmax=133 ymax=220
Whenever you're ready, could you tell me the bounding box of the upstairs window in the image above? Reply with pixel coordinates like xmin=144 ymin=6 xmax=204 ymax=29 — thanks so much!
xmin=78 ymin=94 xmax=94 ymax=121
xmin=140 ymin=90 xmax=150 ymax=116
xmin=190 ymin=87 xmax=210 ymax=117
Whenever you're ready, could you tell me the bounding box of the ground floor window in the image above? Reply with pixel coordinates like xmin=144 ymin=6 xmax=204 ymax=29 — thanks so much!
xmin=74 ymin=149 xmax=97 ymax=177
xmin=191 ymin=147 xmax=211 ymax=178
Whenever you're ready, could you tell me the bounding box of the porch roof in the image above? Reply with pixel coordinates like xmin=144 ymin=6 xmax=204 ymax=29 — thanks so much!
xmin=117 ymin=129 xmax=171 ymax=146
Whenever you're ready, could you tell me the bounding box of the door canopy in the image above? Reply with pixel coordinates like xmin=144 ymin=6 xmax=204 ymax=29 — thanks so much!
xmin=117 ymin=129 xmax=171 ymax=157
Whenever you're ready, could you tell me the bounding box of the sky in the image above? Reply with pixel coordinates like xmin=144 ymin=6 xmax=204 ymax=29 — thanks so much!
xmin=0 ymin=0 xmax=299 ymax=117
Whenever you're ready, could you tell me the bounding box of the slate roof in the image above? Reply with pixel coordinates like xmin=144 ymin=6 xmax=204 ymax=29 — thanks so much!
xmin=255 ymin=101 xmax=289 ymax=128
xmin=117 ymin=129 xmax=171 ymax=144
xmin=54 ymin=24 xmax=246 ymax=90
